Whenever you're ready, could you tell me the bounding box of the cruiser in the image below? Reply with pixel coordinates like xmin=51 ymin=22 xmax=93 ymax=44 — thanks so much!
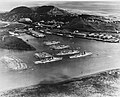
xmin=44 ymin=41 xmax=60 ymax=45
xmin=34 ymin=57 xmax=62 ymax=64
xmin=69 ymin=52 xmax=92 ymax=59
xmin=56 ymin=50 xmax=80 ymax=56
xmin=35 ymin=52 xmax=52 ymax=58
xmin=50 ymin=44 xmax=70 ymax=50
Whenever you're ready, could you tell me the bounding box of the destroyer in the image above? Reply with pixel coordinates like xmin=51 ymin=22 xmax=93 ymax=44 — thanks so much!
xmin=56 ymin=50 xmax=80 ymax=56
xmin=69 ymin=52 xmax=92 ymax=59
xmin=43 ymin=41 xmax=60 ymax=45
xmin=50 ymin=44 xmax=70 ymax=50
xmin=34 ymin=57 xmax=62 ymax=64
xmin=35 ymin=52 xmax=52 ymax=58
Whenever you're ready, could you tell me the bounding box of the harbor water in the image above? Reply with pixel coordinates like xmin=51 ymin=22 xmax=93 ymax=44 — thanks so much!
xmin=0 ymin=34 xmax=120 ymax=91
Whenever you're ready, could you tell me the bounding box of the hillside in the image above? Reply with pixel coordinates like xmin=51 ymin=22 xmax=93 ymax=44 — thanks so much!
xmin=63 ymin=14 xmax=120 ymax=32
xmin=0 ymin=5 xmax=71 ymax=22
xmin=32 ymin=5 xmax=55 ymax=14
xmin=0 ymin=5 xmax=120 ymax=32
xmin=0 ymin=36 xmax=35 ymax=51
xmin=10 ymin=6 xmax=33 ymax=14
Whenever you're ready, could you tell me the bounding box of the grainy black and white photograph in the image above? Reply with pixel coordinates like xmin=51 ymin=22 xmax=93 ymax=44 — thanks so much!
xmin=0 ymin=0 xmax=120 ymax=97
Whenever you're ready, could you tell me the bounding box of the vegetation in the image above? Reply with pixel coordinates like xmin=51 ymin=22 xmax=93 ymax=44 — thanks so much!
xmin=63 ymin=16 xmax=120 ymax=32
xmin=0 ymin=36 xmax=35 ymax=51
xmin=0 ymin=5 xmax=119 ymax=33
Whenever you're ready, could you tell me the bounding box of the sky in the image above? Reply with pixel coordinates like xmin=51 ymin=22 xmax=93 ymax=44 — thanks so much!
xmin=0 ymin=0 xmax=120 ymax=12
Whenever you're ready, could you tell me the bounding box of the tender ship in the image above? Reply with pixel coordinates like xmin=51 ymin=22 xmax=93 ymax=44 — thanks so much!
xmin=69 ymin=52 xmax=92 ymax=59
xmin=34 ymin=57 xmax=63 ymax=64
xmin=50 ymin=44 xmax=70 ymax=50
xmin=34 ymin=52 xmax=52 ymax=58
xmin=56 ymin=50 xmax=80 ymax=56
xmin=43 ymin=41 xmax=60 ymax=45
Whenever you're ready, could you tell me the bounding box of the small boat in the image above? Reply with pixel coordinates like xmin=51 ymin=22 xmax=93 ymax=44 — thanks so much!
xmin=69 ymin=52 xmax=92 ymax=59
xmin=45 ymin=31 xmax=52 ymax=34
xmin=43 ymin=41 xmax=60 ymax=45
xmin=56 ymin=33 xmax=64 ymax=36
xmin=103 ymin=39 xmax=119 ymax=43
xmin=65 ymin=34 xmax=74 ymax=38
xmin=56 ymin=50 xmax=80 ymax=56
xmin=9 ymin=31 xmax=19 ymax=36
xmin=34 ymin=57 xmax=62 ymax=64
xmin=50 ymin=44 xmax=70 ymax=50
xmin=35 ymin=52 xmax=52 ymax=58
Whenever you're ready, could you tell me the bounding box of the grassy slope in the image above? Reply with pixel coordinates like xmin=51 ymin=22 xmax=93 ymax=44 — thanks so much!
xmin=63 ymin=16 xmax=120 ymax=32
xmin=0 ymin=36 xmax=35 ymax=51
xmin=0 ymin=22 xmax=36 ymax=51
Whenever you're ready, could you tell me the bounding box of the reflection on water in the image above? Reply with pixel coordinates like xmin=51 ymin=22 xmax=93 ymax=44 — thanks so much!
xmin=0 ymin=34 xmax=120 ymax=91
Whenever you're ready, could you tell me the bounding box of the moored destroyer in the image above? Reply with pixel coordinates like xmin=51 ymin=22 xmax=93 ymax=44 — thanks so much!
xmin=50 ymin=44 xmax=70 ymax=50
xmin=34 ymin=57 xmax=63 ymax=64
xmin=56 ymin=49 xmax=80 ymax=56
xmin=69 ymin=51 xmax=92 ymax=59
xmin=43 ymin=41 xmax=60 ymax=45
xmin=35 ymin=52 xmax=52 ymax=58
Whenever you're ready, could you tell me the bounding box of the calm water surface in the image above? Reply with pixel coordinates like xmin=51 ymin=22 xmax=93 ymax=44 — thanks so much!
xmin=0 ymin=34 xmax=120 ymax=91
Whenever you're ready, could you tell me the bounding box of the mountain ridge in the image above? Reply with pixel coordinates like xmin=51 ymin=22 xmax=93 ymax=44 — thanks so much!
xmin=0 ymin=5 xmax=120 ymax=32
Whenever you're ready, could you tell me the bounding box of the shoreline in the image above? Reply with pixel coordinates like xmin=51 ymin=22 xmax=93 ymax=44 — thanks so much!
xmin=0 ymin=68 xmax=120 ymax=95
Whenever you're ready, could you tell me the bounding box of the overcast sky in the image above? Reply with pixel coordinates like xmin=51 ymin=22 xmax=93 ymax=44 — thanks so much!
xmin=0 ymin=0 xmax=53 ymax=12
xmin=0 ymin=0 xmax=119 ymax=12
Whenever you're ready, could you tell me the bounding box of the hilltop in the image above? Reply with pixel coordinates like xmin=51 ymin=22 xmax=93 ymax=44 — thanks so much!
xmin=0 ymin=5 xmax=120 ymax=32
xmin=0 ymin=5 xmax=72 ymax=22
xmin=10 ymin=6 xmax=33 ymax=14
